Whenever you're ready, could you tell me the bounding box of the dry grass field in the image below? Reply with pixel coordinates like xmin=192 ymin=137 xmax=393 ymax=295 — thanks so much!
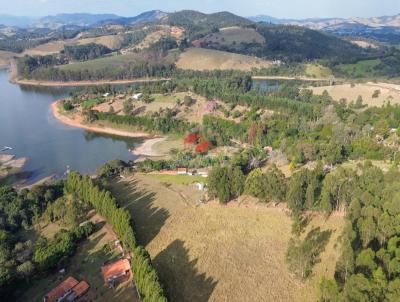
xmin=311 ymin=82 xmax=400 ymax=107
xmin=77 ymin=34 xmax=124 ymax=50
xmin=110 ymin=174 xmax=345 ymax=302
xmin=135 ymin=26 xmax=184 ymax=50
xmin=0 ymin=50 xmax=15 ymax=66
xmin=177 ymin=48 xmax=272 ymax=71
xmin=22 ymin=40 xmax=69 ymax=56
xmin=202 ymin=26 xmax=265 ymax=46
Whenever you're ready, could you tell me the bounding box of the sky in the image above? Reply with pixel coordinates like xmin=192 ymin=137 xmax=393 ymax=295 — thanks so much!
xmin=1 ymin=0 xmax=399 ymax=19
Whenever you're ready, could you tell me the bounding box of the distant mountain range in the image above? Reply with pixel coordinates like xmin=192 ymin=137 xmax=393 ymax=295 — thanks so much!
xmin=248 ymin=14 xmax=400 ymax=29
xmin=249 ymin=14 xmax=400 ymax=43
xmin=0 ymin=11 xmax=166 ymax=28
xmin=1 ymin=11 xmax=400 ymax=43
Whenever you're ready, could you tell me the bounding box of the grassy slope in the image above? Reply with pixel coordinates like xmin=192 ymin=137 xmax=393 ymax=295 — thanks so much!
xmin=110 ymin=173 xmax=345 ymax=302
xmin=335 ymin=59 xmax=381 ymax=78
xmin=202 ymin=26 xmax=265 ymax=45
xmin=58 ymin=53 xmax=143 ymax=72
xmin=177 ymin=47 xmax=272 ymax=71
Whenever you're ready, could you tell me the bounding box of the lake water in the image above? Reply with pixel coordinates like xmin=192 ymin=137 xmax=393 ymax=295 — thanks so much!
xmin=0 ymin=69 xmax=139 ymax=184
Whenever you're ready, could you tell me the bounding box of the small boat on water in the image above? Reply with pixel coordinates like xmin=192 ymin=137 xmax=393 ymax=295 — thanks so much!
xmin=0 ymin=146 xmax=13 ymax=152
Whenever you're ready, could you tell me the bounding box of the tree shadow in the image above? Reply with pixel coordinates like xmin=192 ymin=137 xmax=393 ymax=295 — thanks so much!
xmin=110 ymin=179 xmax=170 ymax=247
xmin=153 ymin=239 xmax=217 ymax=302
xmin=304 ymin=226 xmax=333 ymax=266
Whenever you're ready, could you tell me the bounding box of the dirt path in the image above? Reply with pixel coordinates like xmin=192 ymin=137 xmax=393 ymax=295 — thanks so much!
xmin=51 ymin=101 xmax=150 ymax=138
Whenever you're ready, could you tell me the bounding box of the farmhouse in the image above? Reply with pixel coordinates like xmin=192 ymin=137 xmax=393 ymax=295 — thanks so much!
xmin=43 ymin=277 xmax=89 ymax=302
xmin=101 ymin=258 xmax=132 ymax=287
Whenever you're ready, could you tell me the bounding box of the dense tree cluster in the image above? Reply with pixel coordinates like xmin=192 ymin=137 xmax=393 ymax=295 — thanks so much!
xmin=208 ymin=165 xmax=245 ymax=203
xmin=63 ymin=43 xmax=112 ymax=61
xmin=95 ymin=110 xmax=194 ymax=134
xmin=319 ymin=163 xmax=400 ymax=301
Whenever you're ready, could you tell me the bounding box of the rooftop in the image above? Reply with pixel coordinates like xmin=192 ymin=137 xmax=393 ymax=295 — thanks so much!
xmin=101 ymin=258 xmax=131 ymax=283
xmin=44 ymin=277 xmax=79 ymax=302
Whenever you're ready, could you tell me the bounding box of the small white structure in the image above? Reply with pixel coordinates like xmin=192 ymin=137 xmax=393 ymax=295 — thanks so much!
xmin=196 ymin=183 xmax=205 ymax=191
xmin=103 ymin=93 xmax=110 ymax=97
xmin=132 ymin=93 xmax=143 ymax=100
xmin=197 ymin=168 xmax=209 ymax=178
xmin=390 ymin=128 xmax=397 ymax=133
xmin=177 ymin=167 xmax=188 ymax=175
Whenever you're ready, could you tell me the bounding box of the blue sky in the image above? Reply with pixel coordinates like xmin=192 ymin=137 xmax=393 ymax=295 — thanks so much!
xmin=2 ymin=0 xmax=400 ymax=18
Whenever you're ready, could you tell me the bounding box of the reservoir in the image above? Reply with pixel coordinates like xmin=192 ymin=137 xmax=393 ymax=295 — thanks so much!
xmin=0 ymin=69 xmax=139 ymax=184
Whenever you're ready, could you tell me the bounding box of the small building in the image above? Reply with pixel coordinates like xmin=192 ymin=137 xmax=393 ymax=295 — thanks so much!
xmin=44 ymin=277 xmax=89 ymax=302
xmin=177 ymin=167 xmax=188 ymax=175
xmin=132 ymin=93 xmax=143 ymax=100
xmin=197 ymin=168 xmax=209 ymax=178
xmin=103 ymin=93 xmax=110 ymax=97
xmin=101 ymin=258 xmax=131 ymax=287
xmin=66 ymin=281 xmax=90 ymax=302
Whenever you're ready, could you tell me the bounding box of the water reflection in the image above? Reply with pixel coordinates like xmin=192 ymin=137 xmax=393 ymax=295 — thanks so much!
xmin=0 ymin=70 xmax=141 ymax=184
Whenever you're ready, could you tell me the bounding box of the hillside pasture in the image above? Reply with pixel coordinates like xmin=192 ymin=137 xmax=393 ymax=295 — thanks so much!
xmin=58 ymin=53 xmax=144 ymax=72
xmin=202 ymin=26 xmax=265 ymax=46
xmin=109 ymin=173 xmax=345 ymax=302
xmin=177 ymin=48 xmax=272 ymax=71
xmin=22 ymin=40 xmax=68 ymax=56
xmin=135 ymin=25 xmax=185 ymax=50
xmin=335 ymin=59 xmax=381 ymax=78
xmin=77 ymin=34 xmax=124 ymax=50
xmin=311 ymin=82 xmax=400 ymax=107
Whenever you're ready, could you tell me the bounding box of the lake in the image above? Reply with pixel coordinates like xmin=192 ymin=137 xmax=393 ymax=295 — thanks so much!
xmin=0 ymin=69 xmax=140 ymax=184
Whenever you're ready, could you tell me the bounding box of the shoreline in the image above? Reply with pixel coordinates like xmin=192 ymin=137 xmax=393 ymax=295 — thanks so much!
xmin=50 ymin=101 xmax=151 ymax=138
xmin=14 ymin=77 xmax=169 ymax=87
xmin=252 ymin=75 xmax=330 ymax=82
xmin=132 ymin=137 xmax=167 ymax=157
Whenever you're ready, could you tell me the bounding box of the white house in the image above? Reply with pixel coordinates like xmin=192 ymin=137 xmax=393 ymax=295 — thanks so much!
xmin=133 ymin=93 xmax=143 ymax=100
xmin=103 ymin=93 xmax=110 ymax=97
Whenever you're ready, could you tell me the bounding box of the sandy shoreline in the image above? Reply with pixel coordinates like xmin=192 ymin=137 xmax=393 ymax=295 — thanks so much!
xmin=51 ymin=101 xmax=151 ymax=138
xmin=132 ymin=137 xmax=167 ymax=157
xmin=14 ymin=77 xmax=169 ymax=87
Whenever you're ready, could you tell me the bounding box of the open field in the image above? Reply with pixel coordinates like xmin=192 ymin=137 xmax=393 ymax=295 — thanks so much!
xmin=135 ymin=26 xmax=185 ymax=50
xmin=0 ymin=50 xmax=15 ymax=67
xmin=304 ymin=63 xmax=333 ymax=78
xmin=311 ymin=82 xmax=400 ymax=107
xmin=201 ymin=26 xmax=265 ymax=46
xmin=336 ymin=59 xmax=381 ymax=78
xmin=177 ymin=48 xmax=272 ymax=71
xmin=19 ymin=214 xmax=139 ymax=302
xmin=109 ymin=174 xmax=345 ymax=302
xmin=146 ymin=173 xmax=207 ymax=185
xmin=350 ymin=40 xmax=378 ymax=49
xmin=77 ymin=34 xmax=124 ymax=50
xmin=22 ymin=40 xmax=69 ymax=56
xmin=58 ymin=53 xmax=142 ymax=72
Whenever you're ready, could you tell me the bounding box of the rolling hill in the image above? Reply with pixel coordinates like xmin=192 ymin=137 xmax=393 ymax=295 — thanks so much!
xmin=250 ymin=13 xmax=400 ymax=44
